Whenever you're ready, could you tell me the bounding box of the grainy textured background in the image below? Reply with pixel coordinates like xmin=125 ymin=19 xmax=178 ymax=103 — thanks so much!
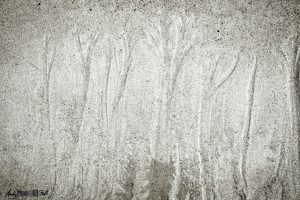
xmin=0 ymin=0 xmax=299 ymax=199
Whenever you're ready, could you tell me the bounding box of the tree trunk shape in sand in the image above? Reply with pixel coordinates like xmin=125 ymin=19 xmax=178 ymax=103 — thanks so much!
xmin=198 ymin=52 xmax=241 ymax=200
xmin=277 ymin=35 xmax=300 ymax=200
xmin=238 ymin=54 xmax=258 ymax=200
xmin=71 ymin=30 xmax=99 ymax=199
xmin=108 ymin=33 xmax=135 ymax=196
xmin=29 ymin=33 xmax=57 ymax=198
xmin=146 ymin=7 xmax=197 ymax=199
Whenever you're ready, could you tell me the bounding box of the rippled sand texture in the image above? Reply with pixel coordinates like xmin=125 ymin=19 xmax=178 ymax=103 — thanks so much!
xmin=0 ymin=0 xmax=299 ymax=199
